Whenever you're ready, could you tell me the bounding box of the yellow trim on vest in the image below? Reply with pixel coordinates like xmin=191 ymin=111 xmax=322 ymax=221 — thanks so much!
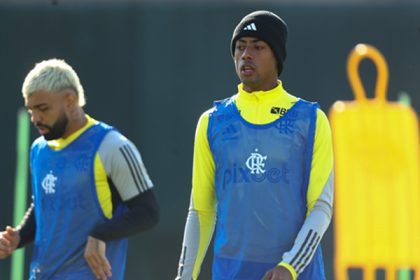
xmin=47 ymin=115 xmax=98 ymax=150
xmin=94 ymin=153 xmax=113 ymax=219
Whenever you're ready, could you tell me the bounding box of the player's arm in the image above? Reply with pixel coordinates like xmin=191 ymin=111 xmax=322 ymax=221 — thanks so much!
xmin=0 ymin=200 xmax=35 ymax=259
xmin=85 ymin=189 xmax=158 ymax=279
xmin=89 ymin=132 xmax=159 ymax=240
xmin=89 ymin=189 xmax=159 ymax=240
xmin=16 ymin=201 xmax=36 ymax=248
xmin=176 ymin=110 xmax=217 ymax=280
xmin=84 ymin=132 xmax=159 ymax=279
xmin=274 ymin=109 xmax=334 ymax=279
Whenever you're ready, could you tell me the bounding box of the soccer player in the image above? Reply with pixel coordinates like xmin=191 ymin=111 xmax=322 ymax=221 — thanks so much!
xmin=175 ymin=10 xmax=333 ymax=280
xmin=0 ymin=59 xmax=159 ymax=279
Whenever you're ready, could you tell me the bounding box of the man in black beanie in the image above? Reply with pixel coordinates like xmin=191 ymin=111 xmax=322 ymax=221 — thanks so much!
xmin=176 ymin=10 xmax=333 ymax=280
xmin=231 ymin=10 xmax=288 ymax=77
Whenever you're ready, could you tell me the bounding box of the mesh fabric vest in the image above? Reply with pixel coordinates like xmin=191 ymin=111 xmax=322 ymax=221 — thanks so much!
xmin=29 ymin=123 xmax=127 ymax=280
xmin=208 ymin=97 xmax=325 ymax=280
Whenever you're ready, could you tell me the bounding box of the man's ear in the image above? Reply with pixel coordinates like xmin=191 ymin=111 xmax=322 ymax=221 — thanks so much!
xmin=65 ymin=89 xmax=78 ymax=109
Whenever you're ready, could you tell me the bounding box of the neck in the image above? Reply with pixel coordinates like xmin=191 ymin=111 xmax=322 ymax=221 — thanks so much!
xmin=242 ymin=80 xmax=278 ymax=93
xmin=62 ymin=108 xmax=87 ymax=139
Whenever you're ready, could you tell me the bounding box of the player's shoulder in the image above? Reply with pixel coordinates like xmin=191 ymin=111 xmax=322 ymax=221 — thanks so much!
xmin=198 ymin=103 xmax=226 ymax=128
xmin=314 ymin=107 xmax=332 ymax=137
xmin=200 ymin=108 xmax=214 ymax=121
xmin=32 ymin=136 xmax=45 ymax=145
xmin=30 ymin=136 xmax=47 ymax=151
xmin=197 ymin=95 xmax=236 ymax=130
xmin=100 ymin=130 xmax=135 ymax=152
xmin=315 ymin=107 xmax=330 ymax=123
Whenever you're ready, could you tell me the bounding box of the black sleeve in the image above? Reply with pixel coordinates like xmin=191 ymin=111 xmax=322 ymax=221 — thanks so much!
xmin=89 ymin=188 xmax=159 ymax=241
xmin=17 ymin=202 xmax=36 ymax=248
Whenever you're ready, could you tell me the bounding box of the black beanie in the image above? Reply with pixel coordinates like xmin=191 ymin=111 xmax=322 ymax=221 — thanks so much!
xmin=231 ymin=10 xmax=288 ymax=76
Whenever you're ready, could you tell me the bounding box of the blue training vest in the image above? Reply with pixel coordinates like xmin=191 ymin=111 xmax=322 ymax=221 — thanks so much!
xmin=29 ymin=122 xmax=127 ymax=280
xmin=207 ymin=97 xmax=326 ymax=280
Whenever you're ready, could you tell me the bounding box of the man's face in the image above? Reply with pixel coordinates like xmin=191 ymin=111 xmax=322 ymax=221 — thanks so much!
xmin=25 ymin=90 xmax=70 ymax=140
xmin=234 ymin=37 xmax=278 ymax=92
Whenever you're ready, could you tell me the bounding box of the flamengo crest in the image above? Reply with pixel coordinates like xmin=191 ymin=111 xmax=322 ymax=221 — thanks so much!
xmin=245 ymin=149 xmax=267 ymax=174
xmin=42 ymin=170 xmax=58 ymax=194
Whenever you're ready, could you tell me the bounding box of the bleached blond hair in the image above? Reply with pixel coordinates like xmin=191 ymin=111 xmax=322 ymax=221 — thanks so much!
xmin=22 ymin=58 xmax=86 ymax=107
